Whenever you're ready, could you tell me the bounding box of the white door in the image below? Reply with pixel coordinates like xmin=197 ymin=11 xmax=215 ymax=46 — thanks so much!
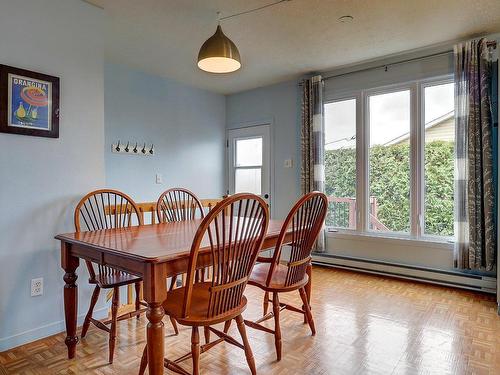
xmin=228 ymin=124 xmax=271 ymax=208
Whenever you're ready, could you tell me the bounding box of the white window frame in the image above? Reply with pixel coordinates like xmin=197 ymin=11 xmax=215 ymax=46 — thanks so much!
xmin=324 ymin=75 xmax=455 ymax=244
xmin=324 ymin=95 xmax=361 ymax=232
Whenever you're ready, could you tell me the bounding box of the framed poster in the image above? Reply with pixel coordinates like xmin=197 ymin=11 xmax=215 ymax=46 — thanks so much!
xmin=0 ymin=65 xmax=59 ymax=138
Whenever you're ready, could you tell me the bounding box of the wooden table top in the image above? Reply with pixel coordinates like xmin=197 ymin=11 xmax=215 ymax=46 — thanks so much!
xmin=55 ymin=219 xmax=285 ymax=263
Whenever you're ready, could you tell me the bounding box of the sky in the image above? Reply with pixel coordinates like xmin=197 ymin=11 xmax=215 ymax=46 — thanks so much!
xmin=325 ymin=82 xmax=455 ymax=150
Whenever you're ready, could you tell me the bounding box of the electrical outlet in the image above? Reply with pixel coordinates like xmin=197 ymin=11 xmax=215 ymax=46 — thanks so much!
xmin=31 ymin=278 xmax=43 ymax=297
xmin=156 ymin=173 xmax=163 ymax=184
xmin=284 ymin=159 xmax=293 ymax=168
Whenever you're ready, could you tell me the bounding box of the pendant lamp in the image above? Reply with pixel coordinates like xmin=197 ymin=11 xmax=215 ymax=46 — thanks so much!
xmin=197 ymin=24 xmax=241 ymax=73
xmin=197 ymin=1 xmax=290 ymax=73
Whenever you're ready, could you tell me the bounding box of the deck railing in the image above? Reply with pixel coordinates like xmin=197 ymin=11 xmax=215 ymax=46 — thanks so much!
xmin=327 ymin=196 xmax=388 ymax=231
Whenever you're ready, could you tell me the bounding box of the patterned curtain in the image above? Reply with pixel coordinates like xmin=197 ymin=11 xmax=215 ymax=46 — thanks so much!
xmin=301 ymin=75 xmax=325 ymax=252
xmin=454 ymin=38 xmax=496 ymax=271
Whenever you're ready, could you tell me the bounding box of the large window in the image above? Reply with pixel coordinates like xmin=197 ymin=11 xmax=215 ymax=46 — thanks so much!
xmin=324 ymin=78 xmax=455 ymax=240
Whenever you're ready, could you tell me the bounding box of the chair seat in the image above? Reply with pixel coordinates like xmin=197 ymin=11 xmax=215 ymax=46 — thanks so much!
xmin=248 ymin=263 xmax=308 ymax=292
xmin=91 ymin=271 xmax=142 ymax=288
xmin=162 ymin=282 xmax=247 ymax=326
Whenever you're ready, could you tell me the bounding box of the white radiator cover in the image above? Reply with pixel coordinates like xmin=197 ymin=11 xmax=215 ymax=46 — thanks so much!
xmin=313 ymin=254 xmax=497 ymax=294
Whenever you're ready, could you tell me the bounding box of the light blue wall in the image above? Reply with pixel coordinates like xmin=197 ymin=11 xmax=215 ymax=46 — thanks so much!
xmin=104 ymin=63 xmax=226 ymax=202
xmin=0 ymin=0 xmax=105 ymax=350
xmin=226 ymin=80 xmax=301 ymax=219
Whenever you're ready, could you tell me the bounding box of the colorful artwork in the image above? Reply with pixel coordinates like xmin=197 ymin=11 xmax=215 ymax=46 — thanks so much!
xmin=0 ymin=65 xmax=59 ymax=138
xmin=8 ymin=74 xmax=52 ymax=131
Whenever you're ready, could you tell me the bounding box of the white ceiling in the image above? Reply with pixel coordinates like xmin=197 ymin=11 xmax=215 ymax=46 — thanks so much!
xmin=87 ymin=0 xmax=500 ymax=95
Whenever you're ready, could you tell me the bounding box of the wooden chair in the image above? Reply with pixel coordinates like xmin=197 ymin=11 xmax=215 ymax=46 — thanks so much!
xmin=74 ymin=189 xmax=170 ymax=363
xmin=244 ymin=192 xmax=328 ymax=361
xmin=156 ymin=188 xmax=205 ymax=223
xmin=156 ymin=188 xmax=205 ymax=302
xmin=139 ymin=193 xmax=270 ymax=375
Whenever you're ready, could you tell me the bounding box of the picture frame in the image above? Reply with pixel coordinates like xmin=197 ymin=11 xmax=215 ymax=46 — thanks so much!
xmin=0 ymin=65 xmax=60 ymax=138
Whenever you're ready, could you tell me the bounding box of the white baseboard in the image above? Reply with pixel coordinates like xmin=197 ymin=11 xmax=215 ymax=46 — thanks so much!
xmin=0 ymin=307 xmax=108 ymax=352
xmin=313 ymin=254 xmax=497 ymax=293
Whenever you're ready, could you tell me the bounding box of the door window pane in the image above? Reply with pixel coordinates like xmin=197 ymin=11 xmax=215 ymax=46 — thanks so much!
xmin=324 ymin=99 xmax=357 ymax=229
xmin=235 ymin=168 xmax=261 ymax=195
xmin=236 ymin=138 xmax=262 ymax=167
xmin=368 ymin=90 xmax=411 ymax=233
xmin=424 ymin=83 xmax=455 ymax=237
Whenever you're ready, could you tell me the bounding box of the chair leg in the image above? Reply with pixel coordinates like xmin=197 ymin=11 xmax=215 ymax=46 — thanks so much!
xmin=134 ymin=282 xmax=141 ymax=320
xmin=272 ymin=292 xmax=282 ymax=361
xmin=109 ymin=287 xmax=120 ymax=364
xmin=138 ymin=346 xmax=148 ymax=375
xmin=191 ymin=326 xmax=200 ymax=375
xmin=223 ymin=320 xmax=232 ymax=333
xmin=204 ymin=326 xmax=210 ymax=344
xmin=235 ymin=315 xmax=256 ymax=375
xmin=170 ymin=316 xmax=179 ymax=335
xmin=81 ymin=285 xmax=100 ymax=338
xmin=263 ymin=291 xmax=269 ymax=316
xmin=299 ymin=287 xmax=316 ymax=335
xmin=303 ymin=263 xmax=312 ymax=324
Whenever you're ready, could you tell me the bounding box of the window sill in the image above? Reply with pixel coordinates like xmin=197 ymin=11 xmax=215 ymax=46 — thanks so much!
xmin=325 ymin=229 xmax=453 ymax=250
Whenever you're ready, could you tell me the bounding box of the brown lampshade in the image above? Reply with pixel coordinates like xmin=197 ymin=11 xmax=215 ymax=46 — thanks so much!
xmin=197 ymin=25 xmax=241 ymax=73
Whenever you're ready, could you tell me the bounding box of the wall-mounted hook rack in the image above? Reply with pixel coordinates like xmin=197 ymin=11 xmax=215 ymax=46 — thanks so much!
xmin=111 ymin=141 xmax=155 ymax=156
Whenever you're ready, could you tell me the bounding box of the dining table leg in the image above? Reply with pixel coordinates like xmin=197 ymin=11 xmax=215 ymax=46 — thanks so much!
xmin=61 ymin=242 xmax=79 ymax=359
xmin=143 ymin=264 xmax=167 ymax=375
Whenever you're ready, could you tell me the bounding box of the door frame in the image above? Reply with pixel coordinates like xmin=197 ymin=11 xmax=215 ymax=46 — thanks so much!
xmin=226 ymin=120 xmax=274 ymax=218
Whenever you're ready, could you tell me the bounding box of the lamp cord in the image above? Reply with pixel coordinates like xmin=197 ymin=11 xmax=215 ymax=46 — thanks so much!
xmin=219 ymin=0 xmax=290 ymax=22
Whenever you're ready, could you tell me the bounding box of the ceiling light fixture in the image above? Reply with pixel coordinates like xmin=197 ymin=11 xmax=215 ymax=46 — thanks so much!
xmin=197 ymin=0 xmax=292 ymax=74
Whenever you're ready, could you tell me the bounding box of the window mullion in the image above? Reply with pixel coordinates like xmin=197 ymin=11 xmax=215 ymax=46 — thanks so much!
xmin=357 ymin=91 xmax=367 ymax=232
xmin=410 ymin=83 xmax=422 ymax=238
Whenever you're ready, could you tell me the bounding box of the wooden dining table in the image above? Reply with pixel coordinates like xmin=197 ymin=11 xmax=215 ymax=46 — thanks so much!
xmin=55 ymin=219 xmax=311 ymax=375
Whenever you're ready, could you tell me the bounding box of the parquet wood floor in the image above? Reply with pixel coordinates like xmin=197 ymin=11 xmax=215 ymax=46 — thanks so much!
xmin=1 ymin=266 xmax=499 ymax=375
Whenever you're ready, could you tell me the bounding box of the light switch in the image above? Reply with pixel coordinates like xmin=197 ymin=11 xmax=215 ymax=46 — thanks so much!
xmin=156 ymin=173 xmax=163 ymax=184
xmin=284 ymin=159 xmax=293 ymax=168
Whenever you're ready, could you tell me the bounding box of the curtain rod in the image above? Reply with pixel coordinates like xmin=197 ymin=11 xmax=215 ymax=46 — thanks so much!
xmin=299 ymin=40 xmax=497 ymax=85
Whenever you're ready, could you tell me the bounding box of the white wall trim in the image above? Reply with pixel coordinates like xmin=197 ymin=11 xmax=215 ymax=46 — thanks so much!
xmin=0 ymin=307 xmax=108 ymax=352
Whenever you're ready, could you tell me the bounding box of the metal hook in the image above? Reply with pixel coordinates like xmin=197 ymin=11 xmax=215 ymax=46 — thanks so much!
xmin=141 ymin=143 xmax=146 ymax=154
xmin=133 ymin=142 xmax=138 ymax=153
xmin=115 ymin=140 xmax=121 ymax=152
xmin=149 ymin=144 xmax=154 ymax=154
xmin=125 ymin=141 xmax=130 ymax=152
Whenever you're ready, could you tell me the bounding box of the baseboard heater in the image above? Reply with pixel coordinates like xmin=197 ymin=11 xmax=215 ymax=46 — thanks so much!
xmin=312 ymin=253 xmax=497 ymax=294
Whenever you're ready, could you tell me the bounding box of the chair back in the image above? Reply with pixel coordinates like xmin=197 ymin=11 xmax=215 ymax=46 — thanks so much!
xmin=182 ymin=193 xmax=269 ymax=319
xmin=74 ymin=189 xmax=143 ymax=280
xmin=266 ymin=192 xmax=327 ymax=288
xmin=156 ymin=188 xmax=205 ymax=223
